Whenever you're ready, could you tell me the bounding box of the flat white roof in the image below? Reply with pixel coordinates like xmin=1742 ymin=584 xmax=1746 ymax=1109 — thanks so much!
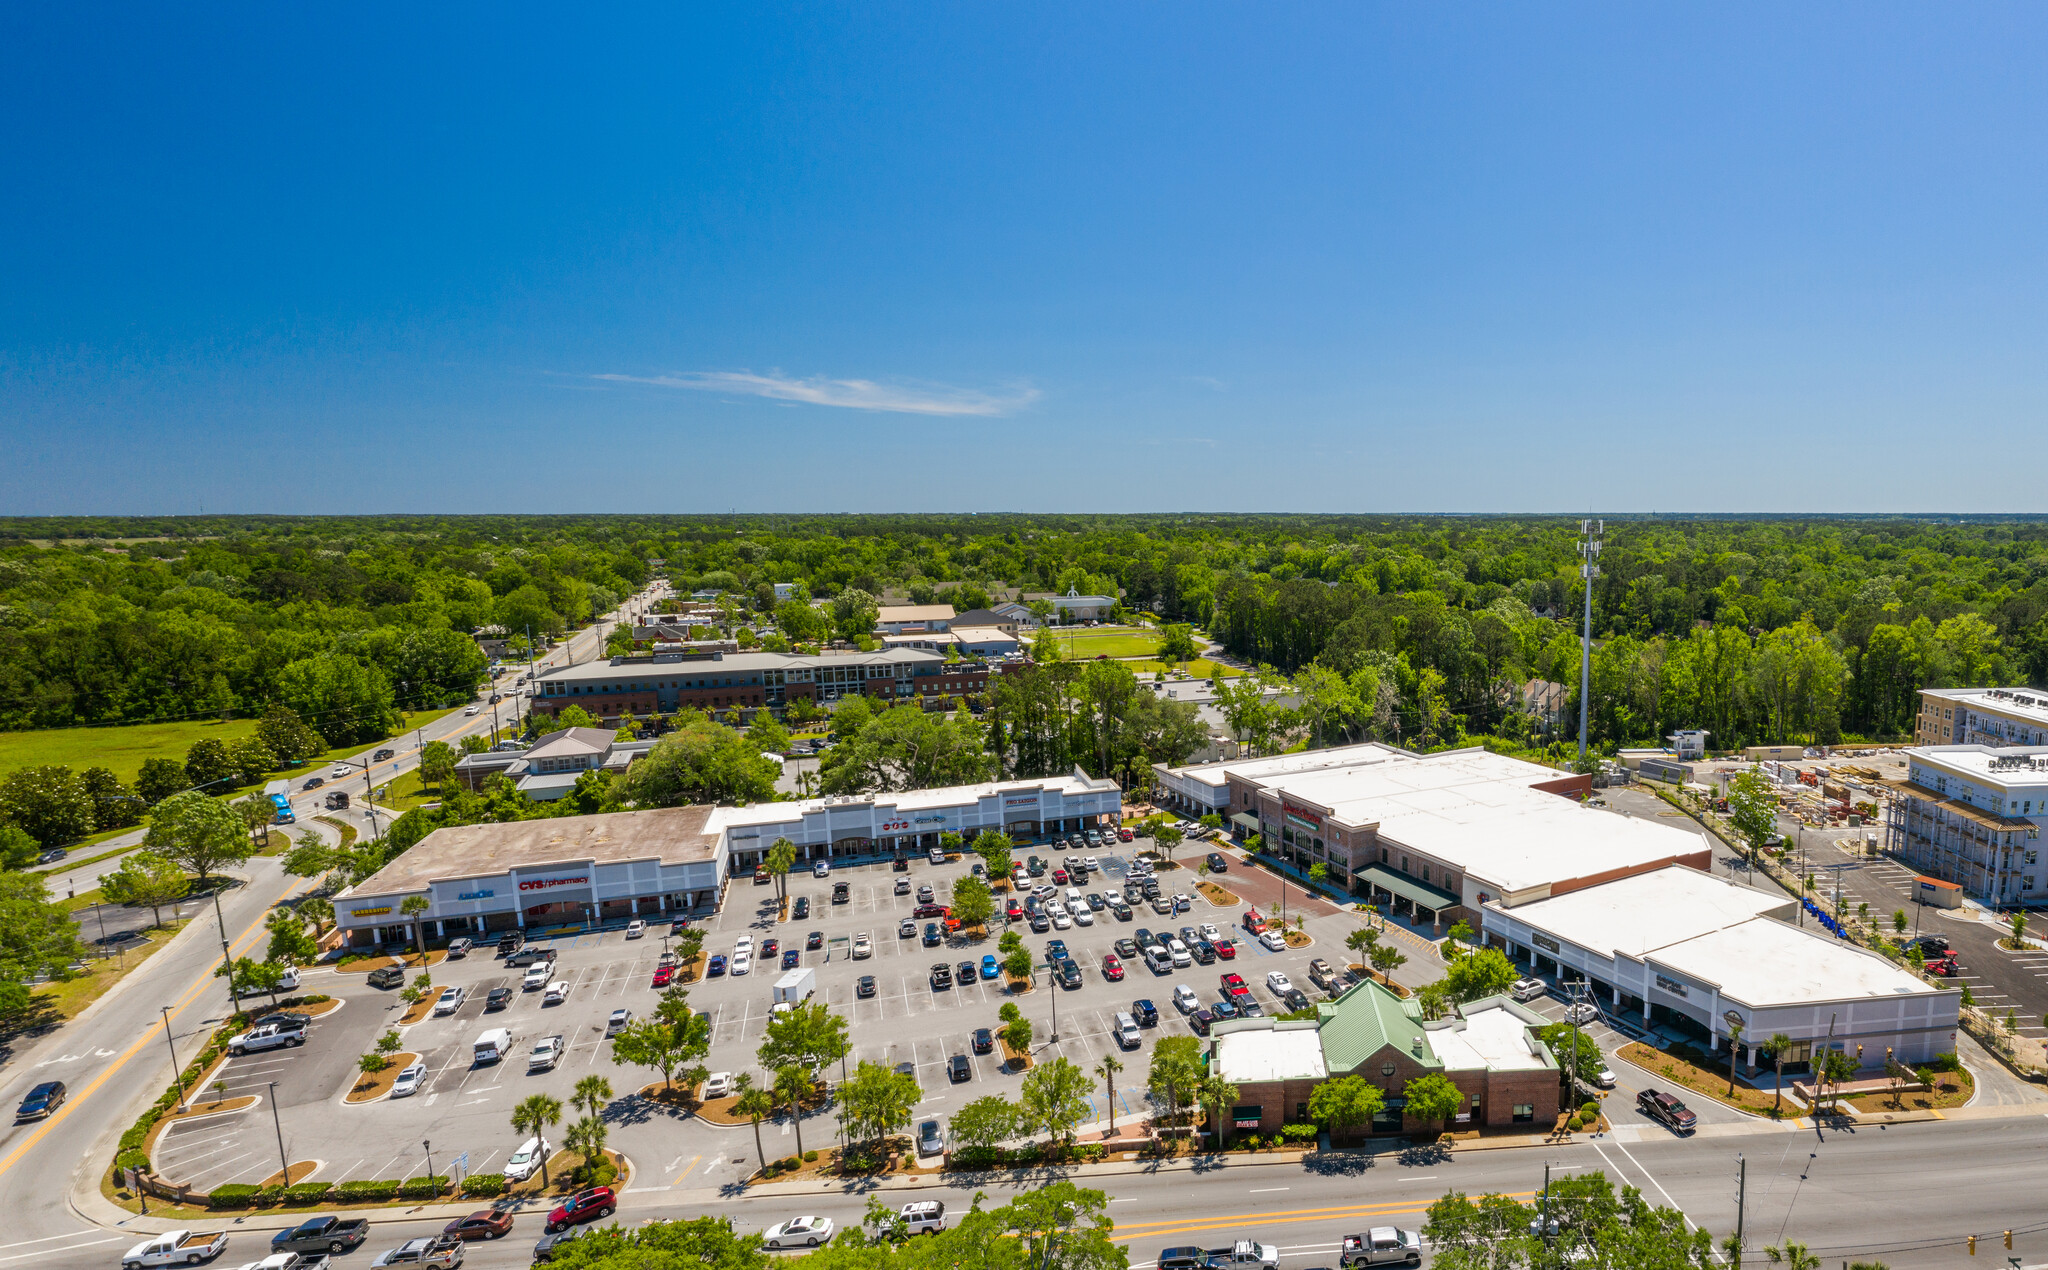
xmin=711 ymin=771 xmax=1117 ymax=831
xmin=1653 ymin=920 xmax=1945 ymax=1008
xmin=1212 ymin=1025 xmax=1327 ymax=1083
xmin=1923 ymin=687 xmax=2048 ymax=730
xmin=1429 ymin=1004 xmax=1550 ymax=1073
xmin=1911 ymin=745 xmax=2048 ymax=790
xmin=1263 ymin=749 xmax=1703 ymax=894
xmin=1161 ymin=741 xmax=1414 ymax=791
xmin=1488 ymin=865 xmax=1792 ymax=959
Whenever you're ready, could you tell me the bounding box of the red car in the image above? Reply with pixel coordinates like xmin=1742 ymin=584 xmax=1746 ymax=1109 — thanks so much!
xmin=651 ymin=965 xmax=674 ymax=987
xmin=1102 ymin=954 xmax=1125 ymax=981
xmin=443 ymin=1210 xmax=513 ymax=1241
xmin=1005 ymin=902 xmax=1025 ymax=921
xmin=1052 ymin=869 xmax=1069 ymax=884
xmin=1221 ymin=972 xmax=1247 ymax=994
xmin=913 ymin=903 xmax=951 ymax=919
xmin=1213 ymin=939 xmax=1237 ymax=960
xmin=546 ymin=1186 xmax=616 ymax=1233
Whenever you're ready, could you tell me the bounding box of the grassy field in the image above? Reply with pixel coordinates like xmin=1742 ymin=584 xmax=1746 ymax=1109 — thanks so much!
xmin=1124 ymin=658 xmax=1243 ymax=679
xmin=0 ymin=707 xmax=462 ymax=791
xmin=1045 ymin=627 xmax=1165 ymax=659
xmin=377 ymin=768 xmax=454 ymax=814
xmin=0 ymin=719 xmax=260 ymax=785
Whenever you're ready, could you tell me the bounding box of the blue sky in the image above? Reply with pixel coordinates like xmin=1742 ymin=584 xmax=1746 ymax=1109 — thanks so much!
xmin=3 ymin=5 xmax=2046 ymax=514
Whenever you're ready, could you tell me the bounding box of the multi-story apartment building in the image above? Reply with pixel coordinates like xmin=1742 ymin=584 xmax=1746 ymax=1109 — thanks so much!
xmin=528 ymin=648 xmax=989 ymax=720
xmin=1914 ymin=687 xmax=2048 ymax=748
xmin=1888 ymin=744 xmax=2048 ymax=907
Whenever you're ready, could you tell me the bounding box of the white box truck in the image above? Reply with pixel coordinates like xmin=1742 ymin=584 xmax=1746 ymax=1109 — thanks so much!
xmin=772 ymin=968 xmax=815 ymax=1007
xmin=472 ymin=1027 xmax=512 ymax=1064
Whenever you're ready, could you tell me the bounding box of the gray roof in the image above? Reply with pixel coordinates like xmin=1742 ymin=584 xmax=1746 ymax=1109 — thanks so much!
xmin=349 ymin=807 xmax=722 ymax=895
xmin=526 ymin=727 xmax=616 ymax=760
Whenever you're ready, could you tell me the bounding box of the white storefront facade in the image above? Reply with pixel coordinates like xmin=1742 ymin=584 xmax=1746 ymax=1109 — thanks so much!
xmin=717 ymin=768 xmax=1122 ymax=871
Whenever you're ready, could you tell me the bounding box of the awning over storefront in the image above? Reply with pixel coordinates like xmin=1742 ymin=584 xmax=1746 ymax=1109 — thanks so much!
xmin=1230 ymin=812 xmax=1261 ymax=833
xmin=1357 ymin=864 xmax=1459 ymax=911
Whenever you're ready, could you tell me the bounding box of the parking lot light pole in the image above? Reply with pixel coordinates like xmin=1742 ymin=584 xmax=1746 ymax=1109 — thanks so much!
xmin=423 ymin=1139 xmax=434 ymax=1188
xmin=267 ymin=1081 xmax=289 ymax=1182
xmin=161 ymin=1006 xmax=186 ymax=1112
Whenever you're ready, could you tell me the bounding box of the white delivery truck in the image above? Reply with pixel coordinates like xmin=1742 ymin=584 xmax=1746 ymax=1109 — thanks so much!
xmin=472 ymin=1027 xmax=512 ymax=1064
xmin=772 ymin=968 xmax=816 ymax=1007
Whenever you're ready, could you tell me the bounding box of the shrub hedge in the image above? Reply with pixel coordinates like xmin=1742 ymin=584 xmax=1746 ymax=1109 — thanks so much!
xmin=461 ymin=1174 xmax=508 ymax=1198
xmin=284 ymin=1182 xmax=332 ymax=1204
xmin=208 ymin=1184 xmax=260 ymax=1208
xmin=338 ymin=1179 xmax=401 ymax=1201
xmin=399 ymin=1176 xmax=448 ymax=1199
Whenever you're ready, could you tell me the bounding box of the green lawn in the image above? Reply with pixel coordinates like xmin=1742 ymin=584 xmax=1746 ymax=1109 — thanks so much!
xmin=1123 ymin=658 xmax=1244 ymax=679
xmin=376 ymin=768 xmax=455 ymax=814
xmin=0 ymin=719 xmax=260 ymax=785
xmin=0 ymin=706 xmax=460 ymax=791
xmin=1045 ymin=627 xmax=1165 ymax=658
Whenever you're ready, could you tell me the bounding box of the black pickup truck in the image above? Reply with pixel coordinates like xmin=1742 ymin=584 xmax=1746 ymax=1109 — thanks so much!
xmin=272 ymin=1218 xmax=370 ymax=1256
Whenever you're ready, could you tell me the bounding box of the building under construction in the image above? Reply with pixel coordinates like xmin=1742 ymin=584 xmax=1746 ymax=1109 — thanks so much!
xmin=1886 ymin=744 xmax=2048 ymax=908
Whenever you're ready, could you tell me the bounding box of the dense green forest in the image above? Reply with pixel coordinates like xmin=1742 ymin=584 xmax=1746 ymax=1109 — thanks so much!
xmin=5 ymin=515 xmax=2048 ymax=756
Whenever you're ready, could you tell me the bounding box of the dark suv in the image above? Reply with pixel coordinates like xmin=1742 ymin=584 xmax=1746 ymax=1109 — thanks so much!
xmin=367 ymin=965 xmax=406 ymax=989
xmin=1637 ymin=1088 xmax=1697 ymax=1132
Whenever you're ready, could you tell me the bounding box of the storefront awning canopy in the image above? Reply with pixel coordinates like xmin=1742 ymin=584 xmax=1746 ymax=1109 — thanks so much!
xmin=1357 ymin=864 xmax=1459 ymax=912
xmin=1229 ymin=812 xmax=1261 ymax=832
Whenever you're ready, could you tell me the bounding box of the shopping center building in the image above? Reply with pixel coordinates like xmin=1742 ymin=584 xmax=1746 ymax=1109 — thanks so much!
xmin=1482 ymin=865 xmax=1962 ymax=1069
xmin=1155 ymin=742 xmax=1706 ymax=926
xmin=334 ymin=769 xmax=1123 ymax=947
xmin=716 ymin=768 xmax=1123 ymax=873
xmin=337 ymin=807 xmax=728 ymax=947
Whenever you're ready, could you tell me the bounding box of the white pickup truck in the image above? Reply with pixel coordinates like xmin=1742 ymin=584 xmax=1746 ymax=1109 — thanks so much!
xmin=122 ymin=1231 xmax=230 ymax=1270
xmin=1205 ymin=1241 xmax=1280 ymax=1269
xmin=228 ymin=1025 xmax=302 ymax=1055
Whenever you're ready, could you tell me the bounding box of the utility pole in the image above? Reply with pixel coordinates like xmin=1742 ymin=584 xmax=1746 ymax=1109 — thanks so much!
xmin=268 ymin=1081 xmax=289 ymax=1182
xmin=1733 ymin=1153 xmax=1746 ymax=1267
xmin=211 ymin=887 xmax=239 ymax=1016
xmin=160 ymin=1006 xmax=186 ymax=1112
xmin=1541 ymin=1160 xmax=1553 ymax=1253
xmin=1577 ymin=519 xmax=1602 ymax=768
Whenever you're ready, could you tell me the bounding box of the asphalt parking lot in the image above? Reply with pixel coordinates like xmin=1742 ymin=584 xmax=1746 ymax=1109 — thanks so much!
xmin=149 ymin=836 xmax=1725 ymax=1194
xmin=695 ymin=844 xmax=1331 ymax=1125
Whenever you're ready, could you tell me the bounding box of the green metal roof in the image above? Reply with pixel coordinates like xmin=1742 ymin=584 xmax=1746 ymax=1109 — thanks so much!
xmin=1316 ymin=977 xmax=1441 ymax=1075
xmin=1357 ymin=863 xmax=1460 ymax=911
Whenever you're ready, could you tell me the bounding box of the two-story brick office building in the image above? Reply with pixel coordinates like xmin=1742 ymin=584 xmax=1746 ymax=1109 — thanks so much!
xmin=527 ymin=648 xmax=990 ymax=721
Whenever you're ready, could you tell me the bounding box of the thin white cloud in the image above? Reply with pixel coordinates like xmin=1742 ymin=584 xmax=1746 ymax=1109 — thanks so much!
xmin=594 ymin=370 xmax=1038 ymax=417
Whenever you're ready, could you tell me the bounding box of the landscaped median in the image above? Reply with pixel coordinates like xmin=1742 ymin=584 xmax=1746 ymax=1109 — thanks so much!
xmin=1617 ymin=1040 xmax=1792 ymax=1118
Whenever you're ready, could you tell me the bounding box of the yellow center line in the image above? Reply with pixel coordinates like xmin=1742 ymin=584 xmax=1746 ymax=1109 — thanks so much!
xmin=0 ymin=876 xmax=306 ymax=1183
xmin=1110 ymin=1190 xmax=1537 ymax=1242
xmin=673 ymin=1155 xmax=700 ymax=1185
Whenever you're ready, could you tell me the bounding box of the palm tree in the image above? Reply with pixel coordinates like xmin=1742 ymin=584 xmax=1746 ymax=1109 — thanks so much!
xmin=1766 ymin=1032 xmax=1793 ymax=1114
xmin=572 ymin=1075 xmax=613 ymax=1122
xmin=766 ymin=838 xmax=798 ymax=903
xmin=734 ymin=1077 xmax=775 ymax=1173
xmin=1094 ymin=1055 xmax=1124 ymax=1136
xmin=565 ymin=1116 xmax=610 ymax=1181
xmin=1725 ymin=1019 xmax=1746 ymax=1097
xmin=400 ymin=894 xmax=431 ymax=962
xmin=1197 ymin=1073 xmax=1239 ymax=1150
xmin=510 ymin=1094 xmax=563 ymax=1187
xmin=774 ymin=1064 xmax=810 ymax=1157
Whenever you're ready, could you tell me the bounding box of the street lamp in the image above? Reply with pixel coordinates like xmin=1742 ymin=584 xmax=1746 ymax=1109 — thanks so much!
xmin=210 ymin=884 xmax=239 ymax=1015
xmin=423 ymin=1139 xmax=434 ymax=1189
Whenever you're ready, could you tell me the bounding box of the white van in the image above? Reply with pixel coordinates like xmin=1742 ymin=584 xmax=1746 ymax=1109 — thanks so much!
xmin=472 ymin=1027 xmax=512 ymax=1064
xmin=899 ymin=1201 xmax=947 ymax=1236
xmin=1113 ymin=1012 xmax=1141 ymax=1050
